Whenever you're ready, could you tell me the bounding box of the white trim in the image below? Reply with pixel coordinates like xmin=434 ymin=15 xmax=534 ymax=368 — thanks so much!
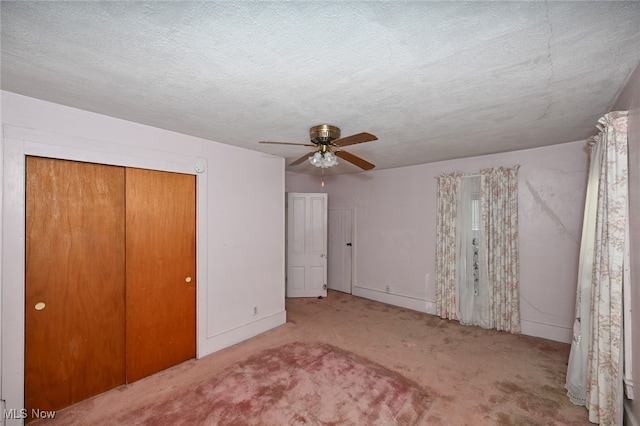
xmin=352 ymin=207 xmax=358 ymax=295
xmin=1 ymin=127 xmax=209 ymax=423
xmin=353 ymin=285 xmax=572 ymax=343
xmin=1 ymin=138 xmax=26 ymax=426
xmin=353 ymin=285 xmax=437 ymax=315
xmin=520 ymin=319 xmax=572 ymax=343
xmin=624 ymin=196 xmax=633 ymax=399
xmin=195 ymin=157 xmax=209 ymax=360
xmin=199 ymin=310 xmax=287 ymax=355
xmin=3 ymin=125 xmax=200 ymax=175
xmin=348 ymin=208 xmax=355 ymax=294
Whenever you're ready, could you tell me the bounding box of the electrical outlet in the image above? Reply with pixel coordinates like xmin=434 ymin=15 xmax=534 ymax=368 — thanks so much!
xmin=253 ymin=306 xmax=258 ymax=315
xmin=385 ymin=285 xmax=390 ymax=293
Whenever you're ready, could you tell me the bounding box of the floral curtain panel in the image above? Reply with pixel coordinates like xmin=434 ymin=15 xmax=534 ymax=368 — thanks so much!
xmin=435 ymin=165 xmax=520 ymax=333
xmin=587 ymin=112 xmax=628 ymax=425
xmin=565 ymin=111 xmax=628 ymax=426
xmin=481 ymin=166 xmax=521 ymax=333
xmin=435 ymin=172 xmax=460 ymax=320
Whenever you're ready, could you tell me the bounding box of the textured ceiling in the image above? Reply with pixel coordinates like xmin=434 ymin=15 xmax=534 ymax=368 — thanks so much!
xmin=2 ymin=1 xmax=640 ymax=175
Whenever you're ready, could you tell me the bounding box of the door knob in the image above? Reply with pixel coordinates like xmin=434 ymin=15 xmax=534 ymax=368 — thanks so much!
xmin=346 ymin=243 xmax=352 ymax=246
xmin=35 ymin=302 xmax=46 ymax=311
xmin=185 ymin=276 xmax=192 ymax=283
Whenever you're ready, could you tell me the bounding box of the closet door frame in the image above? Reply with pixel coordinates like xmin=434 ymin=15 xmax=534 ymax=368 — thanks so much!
xmin=1 ymin=125 xmax=208 ymax=421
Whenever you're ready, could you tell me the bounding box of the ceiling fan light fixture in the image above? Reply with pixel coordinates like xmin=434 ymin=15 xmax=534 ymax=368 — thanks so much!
xmin=259 ymin=124 xmax=376 ymax=170
xmin=309 ymin=150 xmax=338 ymax=168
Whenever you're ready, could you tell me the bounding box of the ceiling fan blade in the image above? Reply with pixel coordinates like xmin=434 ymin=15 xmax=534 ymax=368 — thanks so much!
xmin=332 ymin=132 xmax=378 ymax=147
xmin=260 ymin=141 xmax=316 ymax=147
xmin=335 ymin=150 xmax=375 ymax=170
xmin=289 ymin=151 xmax=317 ymax=166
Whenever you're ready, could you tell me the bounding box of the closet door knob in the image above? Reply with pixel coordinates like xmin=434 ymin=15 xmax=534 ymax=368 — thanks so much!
xmin=185 ymin=277 xmax=192 ymax=283
xmin=35 ymin=302 xmax=46 ymax=311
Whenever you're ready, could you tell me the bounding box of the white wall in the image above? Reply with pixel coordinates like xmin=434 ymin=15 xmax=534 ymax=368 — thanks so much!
xmin=614 ymin=62 xmax=640 ymax=426
xmin=0 ymin=91 xmax=286 ymax=419
xmin=287 ymin=140 xmax=589 ymax=343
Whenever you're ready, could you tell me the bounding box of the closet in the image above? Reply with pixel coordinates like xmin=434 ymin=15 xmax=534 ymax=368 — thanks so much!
xmin=24 ymin=156 xmax=196 ymax=416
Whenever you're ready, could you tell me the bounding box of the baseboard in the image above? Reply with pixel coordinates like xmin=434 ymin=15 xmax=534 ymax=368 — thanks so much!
xmin=198 ymin=310 xmax=287 ymax=357
xmin=520 ymin=319 xmax=572 ymax=343
xmin=353 ymin=286 xmax=572 ymax=344
xmin=352 ymin=286 xmax=436 ymax=315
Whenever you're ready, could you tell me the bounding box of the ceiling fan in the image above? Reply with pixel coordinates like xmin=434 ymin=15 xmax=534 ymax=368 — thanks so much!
xmin=260 ymin=124 xmax=378 ymax=170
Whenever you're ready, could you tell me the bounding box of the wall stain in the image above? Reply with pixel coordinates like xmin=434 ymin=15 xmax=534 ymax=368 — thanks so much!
xmin=525 ymin=180 xmax=578 ymax=244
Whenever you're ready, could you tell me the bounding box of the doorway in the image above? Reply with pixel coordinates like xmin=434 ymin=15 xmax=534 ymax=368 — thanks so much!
xmin=328 ymin=208 xmax=354 ymax=294
xmin=286 ymin=193 xmax=328 ymax=298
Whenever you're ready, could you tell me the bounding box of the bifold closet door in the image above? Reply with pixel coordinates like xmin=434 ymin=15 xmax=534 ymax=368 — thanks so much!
xmin=125 ymin=167 xmax=196 ymax=383
xmin=25 ymin=157 xmax=126 ymax=415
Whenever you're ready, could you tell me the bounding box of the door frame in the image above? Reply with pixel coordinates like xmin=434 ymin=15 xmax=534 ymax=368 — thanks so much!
xmin=1 ymin=125 xmax=208 ymax=420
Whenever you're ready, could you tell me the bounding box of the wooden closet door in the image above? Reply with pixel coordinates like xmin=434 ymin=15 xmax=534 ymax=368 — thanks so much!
xmin=125 ymin=168 xmax=196 ymax=383
xmin=25 ymin=157 xmax=126 ymax=415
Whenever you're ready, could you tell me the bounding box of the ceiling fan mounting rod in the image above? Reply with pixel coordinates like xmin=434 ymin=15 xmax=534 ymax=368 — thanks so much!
xmin=310 ymin=124 xmax=340 ymax=144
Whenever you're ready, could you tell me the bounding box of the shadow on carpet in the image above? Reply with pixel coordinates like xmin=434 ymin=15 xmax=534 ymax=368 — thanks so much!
xmin=119 ymin=341 xmax=432 ymax=425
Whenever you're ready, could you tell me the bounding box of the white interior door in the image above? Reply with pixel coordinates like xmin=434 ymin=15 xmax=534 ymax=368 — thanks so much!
xmin=328 ymin=208 xmax=353 ymax=294
xmin=287 ymin=193 xmax=328 ymax=298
